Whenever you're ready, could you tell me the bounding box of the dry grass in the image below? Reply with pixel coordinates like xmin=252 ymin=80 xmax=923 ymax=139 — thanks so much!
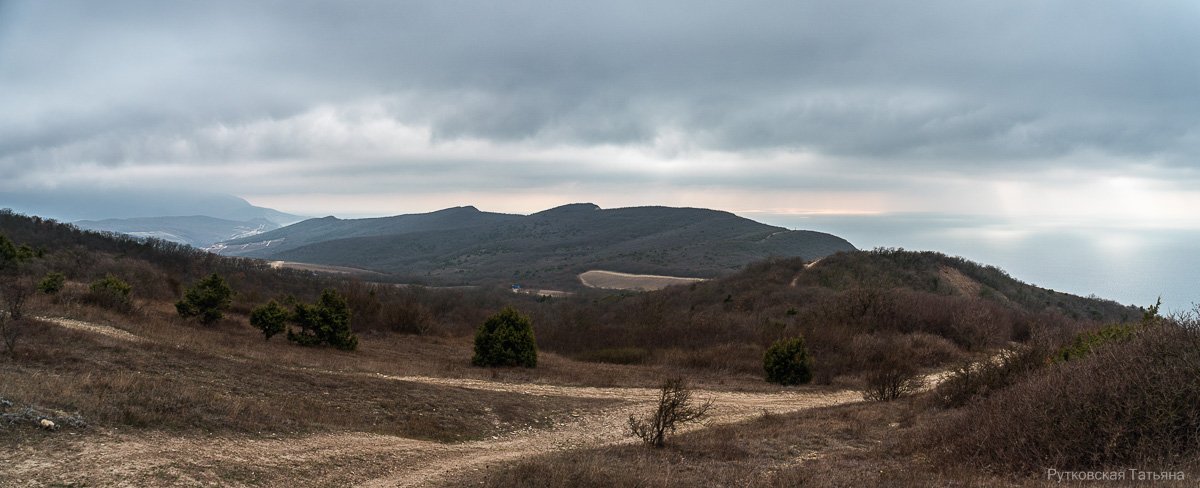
xmin=924 ymin=322 xmax=1200 ymax=473
xmin=472 ymin=390 xmax=1200 ymax=488
xmin=1 ymin=301 xmax=625 ymax=445
xmin=467 ymin=397 xmax=1035 ymax=487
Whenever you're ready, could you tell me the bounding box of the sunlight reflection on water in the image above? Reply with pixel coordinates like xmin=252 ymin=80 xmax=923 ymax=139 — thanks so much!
xmin=755 ymin=213 xmax=1199 ymax=313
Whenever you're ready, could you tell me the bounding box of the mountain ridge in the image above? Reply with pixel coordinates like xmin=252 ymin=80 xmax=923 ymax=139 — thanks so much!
xmin=211 ymin=203 xmax=857 ymax=288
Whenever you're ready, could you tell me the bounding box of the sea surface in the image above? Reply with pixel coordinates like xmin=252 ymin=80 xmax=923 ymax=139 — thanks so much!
xmin=757 ymin=213 xmax=1199 ymax=314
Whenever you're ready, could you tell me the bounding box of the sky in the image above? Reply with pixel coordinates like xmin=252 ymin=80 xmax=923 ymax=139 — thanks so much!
xmin=2 ymin=0 xmax=1198 ymax=227
xmin=3 ymin=1 xmax=1199 ymax=307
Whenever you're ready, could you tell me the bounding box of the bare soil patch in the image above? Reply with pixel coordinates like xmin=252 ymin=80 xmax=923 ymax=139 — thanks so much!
xmin=579 ymin=270 xmax=706 ymax=291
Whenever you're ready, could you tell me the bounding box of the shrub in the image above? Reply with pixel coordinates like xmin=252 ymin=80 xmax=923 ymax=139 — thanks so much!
xmin=250 ymin=300 xmax=289 ymax=341
xmin=0 ymin=234 xmax=34 ymax=271
xmin=37 ymin=272 xmax=65 ymax=295
xmin=287 ymin=289 xmax=358 ymax=351
xmin=472 ymin=307 xmax=538 ymax=368
xmin=87 ymin=274 xmax=132 ymax=311
xmin=934 ymin=345 xmax=1048 ymax=408
xmin=1 ymin=277 xmax=33 ymax=321
xmin=175 ymin=273 xmax=234 ymax=325
xmin=1052 ymin=322 xmax=1136 ymax=363
xmin=1 ymin=318 xmax=31 ymax=356
xmin=857 ymin=334 xmax=924 ymax=402
xmin=763 ymin=336 xmax=813 ymax=385
xmin=931 ymin=320 xmax=1200 ymax=471
xmin=629 ymin=377 xmax=712 ymax=448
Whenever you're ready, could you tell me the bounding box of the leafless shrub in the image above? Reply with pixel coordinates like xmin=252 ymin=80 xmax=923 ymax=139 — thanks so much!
xmin=629 ymin=377 xmax=712 ymax=448
xmin=929 ymin=318 xmax=1200 ymax=471
xmin=0 ymin=317 xmax=29 ymax=356
xmin=933 ymin=345 xmax=1048 ymax=408
xmin=1 ymin=276 xmax=34 ymax=321
xmin=856 ymin=334 xmax=925 ymax=402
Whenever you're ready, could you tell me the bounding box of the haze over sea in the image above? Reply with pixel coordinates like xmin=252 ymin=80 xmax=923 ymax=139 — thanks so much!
xmin=757 ymin=213 xmax=1199 ymax=314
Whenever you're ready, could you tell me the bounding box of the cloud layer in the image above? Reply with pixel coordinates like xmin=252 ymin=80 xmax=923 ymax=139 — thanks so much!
xmin=2 ymin=1 xmax=1198 ymax=223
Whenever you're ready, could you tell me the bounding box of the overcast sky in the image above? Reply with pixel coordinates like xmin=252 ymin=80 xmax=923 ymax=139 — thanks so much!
xmin=2 ymin=0 xmax=1198 ymax=227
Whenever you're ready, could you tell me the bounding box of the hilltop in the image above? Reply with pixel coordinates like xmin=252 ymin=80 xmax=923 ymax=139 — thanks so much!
xmin=212 ymin=203 xmax=856 ymax=289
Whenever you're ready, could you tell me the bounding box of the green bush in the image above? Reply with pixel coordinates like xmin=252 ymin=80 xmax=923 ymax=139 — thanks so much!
xmin=473 ymin=307 xmax=538 ymax=368
xmin=176 ymin=273 xmax=234 ymax=325
xmin=0 ymin=234 xmax=34 ymax=271
xmin=763 ymin=336 xmax=813 ymax=385
xmin=287 ymin=289 xmax=358 ymax=350
xmin=87 ymin=274 xmax=132 ymax=311
xmin=37 ymin=272 xmax=65 ymax=294
xmin=1053 ymin=322 xmax=1137 ymax=363
xmin=250 ymin=300 xmax=289 ymax=340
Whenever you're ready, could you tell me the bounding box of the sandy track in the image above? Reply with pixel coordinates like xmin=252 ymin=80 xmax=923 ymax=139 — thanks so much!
xmin=360 ymin=376 xmax=859 ymax=487
xmin=579 ymin=270 xmax=706 ymax=291
xmin=36 ymin=316 xmax=145 ymax=342
xmin=10 ymin=317 xmax=864 ymax=487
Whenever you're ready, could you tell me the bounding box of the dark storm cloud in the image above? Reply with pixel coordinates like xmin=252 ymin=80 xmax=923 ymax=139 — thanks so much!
xmin=2 ymin=0 xmax=1198 ymax=199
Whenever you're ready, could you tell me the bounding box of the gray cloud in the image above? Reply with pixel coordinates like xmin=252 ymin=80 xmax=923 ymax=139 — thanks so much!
xmin=2 ymin=0 xmax=1199 ymax=219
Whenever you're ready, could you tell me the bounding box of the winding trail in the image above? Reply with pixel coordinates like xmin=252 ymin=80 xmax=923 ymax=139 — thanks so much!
xmin=17 ymin=316 xmax=871 ymax=487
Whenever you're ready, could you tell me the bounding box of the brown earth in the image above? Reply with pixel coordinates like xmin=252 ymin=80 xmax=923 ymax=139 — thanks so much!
xmin=3 ymin=316 xmax=871 ymax=487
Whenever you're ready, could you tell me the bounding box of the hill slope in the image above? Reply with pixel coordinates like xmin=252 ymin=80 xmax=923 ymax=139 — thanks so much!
xmin=212 ymin=203 xmax=856 ymax=288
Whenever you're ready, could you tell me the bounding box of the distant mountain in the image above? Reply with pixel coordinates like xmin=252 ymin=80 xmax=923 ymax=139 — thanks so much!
xmin=74 ymin=216 xmax=282 ymax=248
xmin=211 ymin=205 xmax=520 ymax=257
xmin=212 ymin=203 xmax=856 ymax=288
xmin=0 ymin=189 xmax=303 ymax=225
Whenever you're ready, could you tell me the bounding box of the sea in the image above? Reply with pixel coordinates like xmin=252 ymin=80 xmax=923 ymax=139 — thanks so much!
xmin=757 ymin=213 xmax=1200 ymax=315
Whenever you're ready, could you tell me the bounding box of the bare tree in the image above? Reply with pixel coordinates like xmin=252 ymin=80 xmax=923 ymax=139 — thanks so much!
xmin=1 ymin=317 xmax=28 ymax=357
xmin=1 ymin=277 xmax=33 ymax=321
xmin=629 ymin=377 xmax=712 ymax=448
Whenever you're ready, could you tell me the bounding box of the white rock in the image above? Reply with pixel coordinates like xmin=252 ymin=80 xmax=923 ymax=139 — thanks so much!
xmin=39 ymin=419 xmax=56 ymax=430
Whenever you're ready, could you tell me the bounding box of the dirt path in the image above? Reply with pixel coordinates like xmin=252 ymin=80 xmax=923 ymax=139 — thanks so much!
xmin=5 ymin=370 xmax=860 ymax=487
xmin=787 ymin=258 xmax=824 ymax=288
xmin=36 ymin=316 xmax=145 ymax=342
xmin=359 ymin=376 xmax=859 ymax=487
xmin=13 ymin=316 xmax=867 ymax=487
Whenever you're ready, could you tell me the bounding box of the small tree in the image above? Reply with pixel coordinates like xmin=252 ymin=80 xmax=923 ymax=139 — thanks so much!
xmin=286 ymin=289 xmax=358 ymax=350
xmin=250 ymin=300 xmax=288 ymax=341
xmin=763 ymin=336 xmax=813 ymax=385
xmin=0 ymin=277 xmax=33 ymax=321
xmin=37 ymin=272 xmax=65 ymax=295
xmin=87 ymin=274 xmax=132 ymax=311
xmin=1 ymin=234 xmax=37 ymax=353
xmin=629 ymin=377 xmax=712 ymax=448
xmin=0 ymin=234 xmax=33 ymax=271
xmin=472 ymin=306 xmax=538 ymax=368
xmin=176 ymin=273 xmax=234 ymax=325
xmin=1 ymin=318 xmax=30 ymax=357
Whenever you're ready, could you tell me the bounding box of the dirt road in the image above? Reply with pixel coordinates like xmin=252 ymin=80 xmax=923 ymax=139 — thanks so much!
xmin=7 ymin=317 xmax=863 ymax=487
